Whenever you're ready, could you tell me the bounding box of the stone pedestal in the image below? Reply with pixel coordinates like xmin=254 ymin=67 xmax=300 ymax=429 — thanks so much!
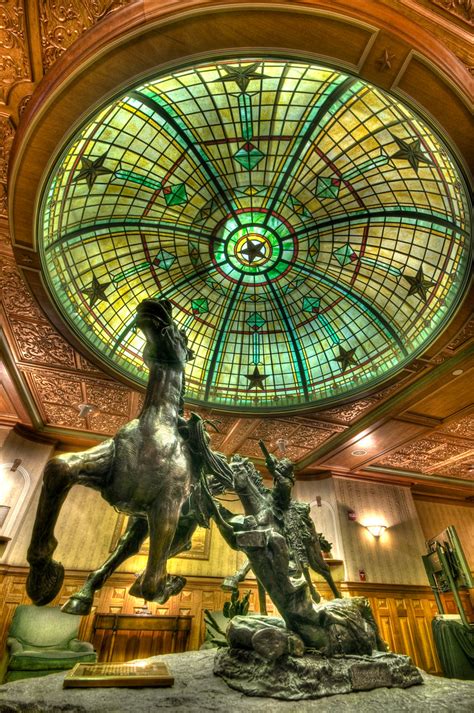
xmin=1 ymin=650 xmax=474 ymax=712
xmin=214 ymin=648 xmax=423 ymax=700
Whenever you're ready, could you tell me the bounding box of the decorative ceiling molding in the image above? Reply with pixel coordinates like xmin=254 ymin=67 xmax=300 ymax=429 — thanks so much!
xmin=0 ymin=116 xmax=14 ymax=220
xmin=0 ymin=0 xmax=31 ymax=104
xmin=430 ymin=0 xmax=473 ymax=24
xmin=315 ymin=380 xmax=408 ymax=424
xmin=39 ymin=0 xmax=133 ymax=71
xmin=444 ymin=316 xmax=474 ymax=353
xmin=372 ymin=429 xmax=474 ymax=478
xmin=438 ymin=412 xmax=474 ymax=439
xmin=364 ymin=464 xmax=474 ymax=489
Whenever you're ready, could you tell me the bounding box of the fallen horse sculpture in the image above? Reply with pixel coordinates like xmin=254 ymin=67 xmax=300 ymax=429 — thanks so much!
xmin=201 ymin=454 xmax=377 ymax=650
xmin=198 ymin=454 xmax=422 ymax=698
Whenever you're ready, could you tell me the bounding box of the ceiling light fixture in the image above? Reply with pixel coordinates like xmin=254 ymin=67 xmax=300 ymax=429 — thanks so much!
xmin=77 ymin=403 xmax=98 ymax=418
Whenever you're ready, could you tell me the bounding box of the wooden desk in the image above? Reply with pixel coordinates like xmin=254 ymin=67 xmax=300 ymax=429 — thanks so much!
xmin=92 ymin=614 xmax=193 ymax=663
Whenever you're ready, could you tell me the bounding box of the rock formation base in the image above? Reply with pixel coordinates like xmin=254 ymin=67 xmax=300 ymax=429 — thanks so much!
xmin=214 ymin=648 xmax=423 ymax=700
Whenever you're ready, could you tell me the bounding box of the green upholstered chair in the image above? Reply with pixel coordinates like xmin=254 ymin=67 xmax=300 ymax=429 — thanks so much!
xmin=3 ymin=605 xmax=97 ymax=682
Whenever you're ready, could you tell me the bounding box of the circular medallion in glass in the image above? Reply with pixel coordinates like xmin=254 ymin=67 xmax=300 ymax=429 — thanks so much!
xmin=38 ymin=57 xmax=472 ymax=411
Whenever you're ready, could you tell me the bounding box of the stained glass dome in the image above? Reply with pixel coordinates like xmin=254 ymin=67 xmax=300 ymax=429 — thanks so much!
xmin=39 ymin=58 xmax=471 ymax=412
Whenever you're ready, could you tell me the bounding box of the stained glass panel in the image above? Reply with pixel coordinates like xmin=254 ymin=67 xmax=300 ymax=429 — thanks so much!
xmin=39 ymin=58 xmax=471 ymax=411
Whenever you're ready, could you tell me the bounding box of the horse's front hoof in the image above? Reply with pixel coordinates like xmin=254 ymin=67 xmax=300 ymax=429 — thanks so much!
xmin=129 ymin=574 xmax=144 ymax=599
xmin=26 ymin=560 xmax=65 ymax=606
xmin=154 ymin=575 xmax=187 ymax=604
xmin=61 ymin=595 xmax=92 ymax=616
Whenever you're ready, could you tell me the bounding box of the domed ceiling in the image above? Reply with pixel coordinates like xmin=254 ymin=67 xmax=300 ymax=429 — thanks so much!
xmin=38 ymin=58 xmax=471 ymax=412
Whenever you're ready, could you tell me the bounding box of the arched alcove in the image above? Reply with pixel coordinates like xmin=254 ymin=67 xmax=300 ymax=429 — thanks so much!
xmin=309 ymin=497 xmax=347 ymax=579
xmin=0 ymin=462 xmax=32 ymax=541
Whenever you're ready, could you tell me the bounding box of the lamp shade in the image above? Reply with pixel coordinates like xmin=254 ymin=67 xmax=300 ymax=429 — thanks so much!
xmin=365 ymin=524 xmax=387 ymax=538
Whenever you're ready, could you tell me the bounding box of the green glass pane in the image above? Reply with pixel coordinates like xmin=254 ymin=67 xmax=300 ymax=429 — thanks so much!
xmin=38 ymin=57 xmax=471 ymax=412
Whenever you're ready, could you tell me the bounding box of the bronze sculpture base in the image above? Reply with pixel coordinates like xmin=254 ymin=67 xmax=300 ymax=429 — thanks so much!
xmin=214 ymin=648 xmax=422 ymax=700
xmin=213 ymin=609 xmax=422 ymax=700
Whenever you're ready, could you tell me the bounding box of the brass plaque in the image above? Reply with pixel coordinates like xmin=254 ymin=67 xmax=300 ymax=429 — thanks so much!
xmin=350 ymin=662 xmax=392 ymax=691
xmin=63 ymin=661 xmax=174 ymax=688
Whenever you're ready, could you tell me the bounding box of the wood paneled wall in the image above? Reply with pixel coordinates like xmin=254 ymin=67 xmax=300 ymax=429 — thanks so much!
xmin=3 ymin=564 xmax=471 ymax=675
xmin=340 ymin=582 xmax=441 ymax=674
xmin=0 ymin=565 xmax=270 ymax=655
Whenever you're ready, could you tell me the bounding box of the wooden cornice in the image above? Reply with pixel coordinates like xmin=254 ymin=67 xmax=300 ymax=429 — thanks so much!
xmin=297 ymin=341 xmax=474 ymax=470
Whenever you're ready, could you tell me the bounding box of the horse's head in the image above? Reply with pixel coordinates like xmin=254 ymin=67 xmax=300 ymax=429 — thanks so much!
xmin=136 ymin=299 xmax=193 ymax=367
xmin=230 ymin=455 xmax=267 ymax=494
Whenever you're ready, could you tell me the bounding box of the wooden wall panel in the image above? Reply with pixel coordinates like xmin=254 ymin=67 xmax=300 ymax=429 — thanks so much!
xmin=0 ymin=565 xmax=458 ymax=675
xmin=372 ymin=596 xmax=397 ymax=652
xmin=411 ymin=602 xmax=439 ymax=674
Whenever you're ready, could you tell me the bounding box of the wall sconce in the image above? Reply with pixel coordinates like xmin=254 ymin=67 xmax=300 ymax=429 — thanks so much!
xmin=365 ymin=524 xmax=387 ymax=538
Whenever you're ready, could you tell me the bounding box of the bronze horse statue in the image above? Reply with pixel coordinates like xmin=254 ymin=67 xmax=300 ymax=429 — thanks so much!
xmin=220 ymin=454 xmax=341 ymax=606
xmin=26 ymin=299 xmax=202 ymax=614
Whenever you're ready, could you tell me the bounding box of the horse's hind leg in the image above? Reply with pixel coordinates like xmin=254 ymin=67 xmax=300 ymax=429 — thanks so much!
xmin=26 ymin=440 xmax=114 ymax=606
xmin=130 ymin=501 xmax=183 ymax=604
xmin=62 ymin=516 xmax=149 ymax=615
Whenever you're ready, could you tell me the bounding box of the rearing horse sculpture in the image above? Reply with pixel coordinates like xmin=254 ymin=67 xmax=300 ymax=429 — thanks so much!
xmin=26 ymin=299 xmax=196 ymax=612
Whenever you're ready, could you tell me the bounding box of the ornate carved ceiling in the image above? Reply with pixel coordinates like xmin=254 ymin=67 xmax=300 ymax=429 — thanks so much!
xmin=0 ymin=0 xmax=473 ymax=496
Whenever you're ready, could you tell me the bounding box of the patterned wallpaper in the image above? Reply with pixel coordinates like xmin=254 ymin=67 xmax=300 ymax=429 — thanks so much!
xmin=3 ymin=429 xmax=468 ymax=592
xmin=333 ymin=477 xmax=427 ymax=586
xmin=54 ymin=486 xmax=118 ymax=571
xmin=294 ymin=478 xmax=344 ymax=560
xmin=414 ymin=499 xmax=474 ymax=569
xmin=121 ymin=496 xmax=245 ymax=581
